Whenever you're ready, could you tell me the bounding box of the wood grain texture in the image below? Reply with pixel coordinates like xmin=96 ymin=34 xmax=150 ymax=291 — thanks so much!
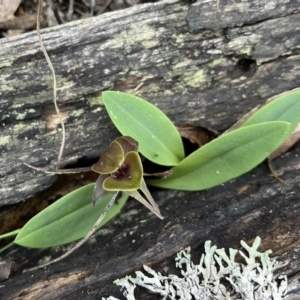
xmin=0 ymin=0 xmax=300 ymax=298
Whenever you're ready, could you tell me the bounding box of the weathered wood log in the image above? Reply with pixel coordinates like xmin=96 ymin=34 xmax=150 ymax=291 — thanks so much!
xmin=1 ymin=0 xmax=300 ymax=298
xmin=1 ymin=0 xmax=300 ymax=206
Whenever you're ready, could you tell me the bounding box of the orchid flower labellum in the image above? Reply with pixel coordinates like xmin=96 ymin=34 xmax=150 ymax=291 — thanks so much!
xmin=92 ymin=136 xmax=163 ymax=219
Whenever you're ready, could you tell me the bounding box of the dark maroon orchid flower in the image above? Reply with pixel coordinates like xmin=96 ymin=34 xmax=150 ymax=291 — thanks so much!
xmin=92 ymin=136 xmax=163 ymax=219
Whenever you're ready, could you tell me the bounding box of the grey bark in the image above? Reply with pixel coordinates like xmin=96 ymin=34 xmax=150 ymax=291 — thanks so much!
xmin=0 ymin=0 xmax=300 ymax=298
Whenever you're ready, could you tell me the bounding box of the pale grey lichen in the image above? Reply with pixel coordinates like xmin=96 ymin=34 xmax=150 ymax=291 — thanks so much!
xmin=102 ymin=237 xmax=287 ymax=300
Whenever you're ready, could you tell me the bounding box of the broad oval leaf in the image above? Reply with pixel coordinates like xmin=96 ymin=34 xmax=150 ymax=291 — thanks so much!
xmin=242 ymin=89 xmax=300 ymax=137
xmin=14 ymin=184 xmax=128 ymax=248
xmin=103 ymin=91 xmax=185 ymax=166
xmin=147 ymin=121 xmax=290 ymax=190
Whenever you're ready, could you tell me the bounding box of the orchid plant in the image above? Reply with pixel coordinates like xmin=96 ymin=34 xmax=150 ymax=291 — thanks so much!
xmin=1 ymin=88 xmax=300 ymax=260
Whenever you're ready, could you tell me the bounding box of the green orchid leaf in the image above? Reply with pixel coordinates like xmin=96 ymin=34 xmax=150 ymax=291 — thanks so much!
xmin=14 ymin=184 xmax=128 ymax=248
xmin=92 ymin=140 xmax=124 ymax=174
xmin=147 ymin=121 xmax=290 ymax=190
xmin=241 ymin=89 xmax=300 ymax=137
xmin=103 ymin=91 xmax=184 ymax=166
xmin=104 ymin=151 xmax=143 ymax=191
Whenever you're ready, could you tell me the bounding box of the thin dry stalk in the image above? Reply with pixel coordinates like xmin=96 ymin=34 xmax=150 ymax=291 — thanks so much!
xmin=37 ymin=0 xmax=66 ymax=170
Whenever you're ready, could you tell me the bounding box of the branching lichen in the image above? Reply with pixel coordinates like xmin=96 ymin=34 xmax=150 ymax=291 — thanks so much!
xmin=103 ymin=237 xmax=287 ymax=300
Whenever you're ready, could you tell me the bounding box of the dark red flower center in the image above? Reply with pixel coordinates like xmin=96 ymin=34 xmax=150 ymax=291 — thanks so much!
xmin=111 ymin=164 xmax=131 ymax=181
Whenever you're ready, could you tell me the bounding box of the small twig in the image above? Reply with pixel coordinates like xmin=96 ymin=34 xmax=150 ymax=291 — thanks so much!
xmin=37 ymin=0 xmax=66 ymax=170
xmin=24 ymin=191 xmax=119 ymax=272
xmin=143 ymin=170 xmax=172 ymax=178
xmin=23 ymin=162 xmax=91 ymax=174
xmin=67 ymin=0 xmax=74 ymax=21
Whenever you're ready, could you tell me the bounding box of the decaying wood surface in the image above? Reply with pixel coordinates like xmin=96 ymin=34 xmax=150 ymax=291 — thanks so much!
xmin=0 ymin=0 xmax=300 ymax=298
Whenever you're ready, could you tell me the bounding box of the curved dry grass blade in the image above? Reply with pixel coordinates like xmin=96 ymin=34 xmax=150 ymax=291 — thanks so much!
xmin=37 ymin=0 xmax=66 ymax=170
xmin=267 ymin=159 xmax=285 ymax=185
